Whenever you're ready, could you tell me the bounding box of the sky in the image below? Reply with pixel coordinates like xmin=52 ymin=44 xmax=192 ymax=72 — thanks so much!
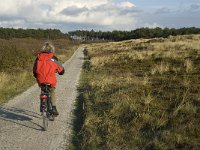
xmin=0 ymin=0 xmax=200 ymax=33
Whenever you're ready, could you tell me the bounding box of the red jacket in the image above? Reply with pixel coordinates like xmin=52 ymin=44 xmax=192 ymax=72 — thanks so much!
xmin=33 ymin=53 xmax=65 ymax=88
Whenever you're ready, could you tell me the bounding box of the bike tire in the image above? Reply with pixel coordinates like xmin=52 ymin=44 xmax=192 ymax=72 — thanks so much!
xmin=42 ymin=111 xmax=48 ymax=131
xmin=48 ymin=97 xmax=55 ymax=121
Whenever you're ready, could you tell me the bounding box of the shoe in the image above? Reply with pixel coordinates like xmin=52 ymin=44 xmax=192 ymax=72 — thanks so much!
xmin=52 ymin=106 xmax=59 ymax=116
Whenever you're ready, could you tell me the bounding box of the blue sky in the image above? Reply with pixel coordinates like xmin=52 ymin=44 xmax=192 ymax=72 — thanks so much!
xmin=130 ymin=0 xmax=200 ymax=28
xmin=0 ymin=0 xmax=199 ymax=32
xmin=131 ymin=0 xmax=198 ymax=10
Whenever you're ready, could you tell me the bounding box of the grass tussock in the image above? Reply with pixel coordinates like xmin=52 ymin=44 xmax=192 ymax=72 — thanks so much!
xmin=0 ymin=38 xmax=79 ymax=104
xmin=78 ymin=35 xmax=200 ymax=149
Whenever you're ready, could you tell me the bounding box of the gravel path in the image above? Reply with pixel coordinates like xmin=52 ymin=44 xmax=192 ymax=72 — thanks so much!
xmin=0 ymin=47 xmax=84 ymax=150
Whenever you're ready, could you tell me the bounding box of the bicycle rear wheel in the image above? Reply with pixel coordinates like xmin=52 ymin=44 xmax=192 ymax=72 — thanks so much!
xmin=42 ymin=111 xmax=48 ymax=131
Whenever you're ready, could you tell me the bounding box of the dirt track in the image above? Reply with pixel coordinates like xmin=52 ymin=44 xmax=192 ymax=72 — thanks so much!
xmin=0 ymin=47 xmax=84 ymax=150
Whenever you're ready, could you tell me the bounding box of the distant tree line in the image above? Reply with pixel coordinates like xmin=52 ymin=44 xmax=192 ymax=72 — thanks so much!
xmin=0 ymin=27 xmax=67 ymax=39
xmin=68 ymin=27 xmax=200 ymax=41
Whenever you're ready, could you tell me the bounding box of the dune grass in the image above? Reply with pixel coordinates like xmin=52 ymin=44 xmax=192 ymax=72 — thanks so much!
xmin=75 ymin=35 xmax=200 ymax=149
xmin=0 ymin=38 xmax=79 ymax=104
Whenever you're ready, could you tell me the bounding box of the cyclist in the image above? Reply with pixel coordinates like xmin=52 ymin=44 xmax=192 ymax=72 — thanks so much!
xmin=33 ymin=42 xmax=65 ymax=116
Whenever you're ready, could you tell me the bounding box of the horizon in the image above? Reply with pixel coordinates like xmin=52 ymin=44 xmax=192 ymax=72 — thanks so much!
xmin=2 ymin=26 xmax=199 ymax=34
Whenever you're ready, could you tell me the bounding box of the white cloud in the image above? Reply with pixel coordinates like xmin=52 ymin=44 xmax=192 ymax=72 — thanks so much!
xmin=0 ymin=20 xmax=25 ymax=27
xmin=143 ymin=22 xmax=163 ymax=29
xmin=1 ymin=0 xmax=200 ymax=32
xmin=119 ymin=1 xmax=135 ymax=8
xmin=189 ymin=3 xmax=200 ymax=11
xmin=0 ymin=0 xmax=138 ymax=31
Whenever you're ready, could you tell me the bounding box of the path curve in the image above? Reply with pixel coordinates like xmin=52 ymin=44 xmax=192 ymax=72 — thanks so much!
xmin=0 ymin=47 xmax=84 ymax=150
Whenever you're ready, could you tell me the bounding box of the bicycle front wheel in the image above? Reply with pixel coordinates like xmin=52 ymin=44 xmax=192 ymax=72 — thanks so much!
xmin=42 ymin=111 xmax=48 ymax=131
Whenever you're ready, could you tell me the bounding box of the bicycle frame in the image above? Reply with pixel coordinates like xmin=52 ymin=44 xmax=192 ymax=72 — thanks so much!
xmin=40 ymin=83 xmax=54 ymax=131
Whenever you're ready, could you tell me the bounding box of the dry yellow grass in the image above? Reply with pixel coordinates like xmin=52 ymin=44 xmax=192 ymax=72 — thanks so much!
xmin=76 ymin=34 xmax=200 ymax=149
xmin=0 ymin=38 xmax=79 ymax=104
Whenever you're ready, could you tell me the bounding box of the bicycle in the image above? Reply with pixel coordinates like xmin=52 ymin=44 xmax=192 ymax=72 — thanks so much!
xmin=40 ymin=83 xmax=54 ymax=131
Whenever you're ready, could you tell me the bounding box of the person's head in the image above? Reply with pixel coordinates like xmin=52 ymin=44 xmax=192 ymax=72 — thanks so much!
xmin=40 ymin=41 xmax=55 ymax=53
